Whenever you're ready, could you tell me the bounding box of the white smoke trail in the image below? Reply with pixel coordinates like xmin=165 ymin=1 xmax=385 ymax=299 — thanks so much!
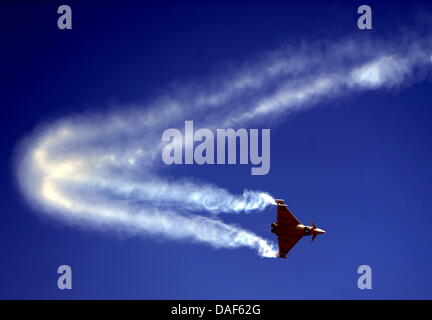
xmin=15 ymin=120 xmax=278 ymax=257
xmin=14 ymin=32 xmax=431 ymax=257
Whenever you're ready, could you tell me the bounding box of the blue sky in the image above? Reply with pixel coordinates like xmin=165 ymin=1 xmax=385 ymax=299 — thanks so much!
xmin=1 ymin=0 xmax=432 ymax=299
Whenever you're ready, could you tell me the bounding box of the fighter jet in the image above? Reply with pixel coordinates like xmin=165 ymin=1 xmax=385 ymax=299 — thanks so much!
xmin=271 ymin=199 xmax=326 ymax=258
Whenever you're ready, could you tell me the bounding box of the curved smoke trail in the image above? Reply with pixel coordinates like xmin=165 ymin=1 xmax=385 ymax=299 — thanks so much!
xmin=14 ymin=32 xmax=430 ymax=257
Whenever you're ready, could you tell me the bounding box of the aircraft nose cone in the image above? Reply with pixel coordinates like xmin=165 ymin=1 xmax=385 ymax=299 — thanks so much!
xmin=316 ymin=228 xmax=326 ymax=234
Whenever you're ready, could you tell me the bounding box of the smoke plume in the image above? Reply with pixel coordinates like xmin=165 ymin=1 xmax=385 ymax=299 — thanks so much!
xmin=14 ymin=32 xmax=431 ymax=257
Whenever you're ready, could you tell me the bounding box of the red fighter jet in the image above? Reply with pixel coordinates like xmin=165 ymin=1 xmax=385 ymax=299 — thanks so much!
xmin=271 ymin=199 xmax=326 ymax=258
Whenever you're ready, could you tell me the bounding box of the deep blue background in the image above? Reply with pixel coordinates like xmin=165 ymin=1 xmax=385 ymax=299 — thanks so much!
xmin=1 ymin=1 xmax=432 ymax=299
